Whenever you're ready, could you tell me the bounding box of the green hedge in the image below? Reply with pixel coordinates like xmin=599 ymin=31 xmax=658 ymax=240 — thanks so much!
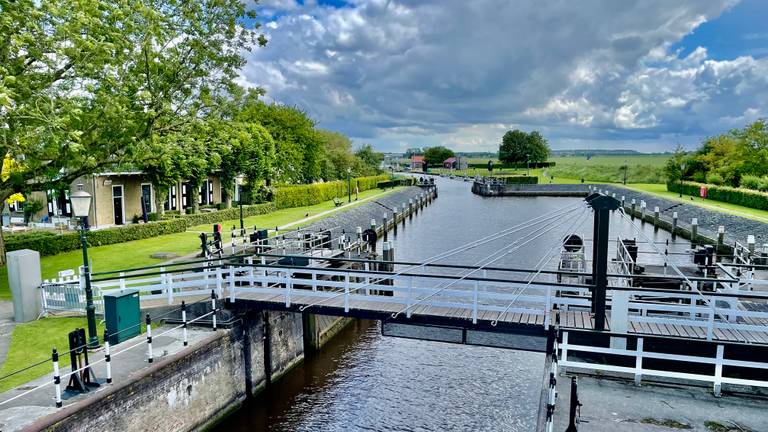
xmin=164 ymin=203 xmax=277 ymax=228
xmin=6 ymin=218 xmax=189 ymax=256
xmin=498 ymin=175 xmax=538 ymax=184
xmin=272 ymin=174 xmax=390 ymax=208
xmin=467 ymin=162 xmax=555 ymax=169
xmin=377 ymin=177 xmax=416 ymax=189
xmin=667 ymin=181 xmax=768 ymax=210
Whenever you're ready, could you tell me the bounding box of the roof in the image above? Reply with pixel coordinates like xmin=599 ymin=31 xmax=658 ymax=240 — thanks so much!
xmin=411 ymin=155 xmax=424 ymax=162
xmin=443 ymin=157 xmax=457 ymax=163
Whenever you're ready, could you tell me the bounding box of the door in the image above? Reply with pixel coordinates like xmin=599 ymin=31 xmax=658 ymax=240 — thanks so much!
xmin=141 ymin=184 xmax=152 ymax=214
xmin=112 ymin=185 xmax=124 ymax=225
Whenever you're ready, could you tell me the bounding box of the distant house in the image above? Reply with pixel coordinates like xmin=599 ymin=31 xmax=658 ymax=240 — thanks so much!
xmin=3 ymin=172 xmax=230 ymax=229
xmin=442 ymin=156 xmax=467 ymax=170
xmin=410 ymin=155 xmax=425 ymax=170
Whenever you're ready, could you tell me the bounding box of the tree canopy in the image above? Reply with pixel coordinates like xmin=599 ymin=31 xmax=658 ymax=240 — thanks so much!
xmin=498 ymin=130 xmax=551 ymax=164
xmin=423 ymin=146 xmax=455 ymax=165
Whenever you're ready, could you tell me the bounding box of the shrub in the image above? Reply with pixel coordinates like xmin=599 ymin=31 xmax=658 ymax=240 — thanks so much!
xmin=758 ymin=177 xmax=768 ymax=192
xmin=272 ymin=175 xmax=390 ymax=208
xmin=377 ymin=177 xmax=415 ymax=188
xmin=667 ymin=181 xmax=768 ymax=210
xmin=741 ymin=175 xmax=761 ymax=190
xmin=176 ymin=203 xmax=276 ymax=227
xmin=496 ymin=175 xmax=538 ymax=184
xmin=6 ymin=218 xmax=189 ymax=256
xmin=706 ymin=173 xmax=725 ymax=185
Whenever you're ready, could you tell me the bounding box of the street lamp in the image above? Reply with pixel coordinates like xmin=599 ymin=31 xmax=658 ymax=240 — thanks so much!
xmin=237 ymin=185 xmax=244 ymax=233
xmin=679 ymin=162 xmax=686 ymax=198
xmin=525 ymin=154 xmax=530 ymax=176
xmin=347 ymin=168 xmax=352 ymax=204
xmin=70 ymin=184 xmax=99 ymax=349
xmin=623 ymin=159 xmax=628 ymax=185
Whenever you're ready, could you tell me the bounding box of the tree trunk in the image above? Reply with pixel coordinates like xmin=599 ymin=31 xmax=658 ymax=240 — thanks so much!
xmin=0 ymin=190 xmax=14 ymax=266
xmin=223 ymin=187 xmax=233 ymax=209
xmin=154 ymin=187 xmax=168 ymax=216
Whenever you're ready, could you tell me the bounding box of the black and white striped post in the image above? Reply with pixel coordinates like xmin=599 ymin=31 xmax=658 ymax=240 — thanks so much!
xmin=52 ymin=348 xmax=62 ymax=408
xmin=211 ymin=290 xmax=218 ymax=331
xmin=382 ymin=213 xmax=388 ymax=241
xmin=146 ymin=314 xmax=153 ymax=364
xmin=103 ymin=329 xmax=112 ymax=384
xmin=181 ymin=300 xmax=188 ymax=347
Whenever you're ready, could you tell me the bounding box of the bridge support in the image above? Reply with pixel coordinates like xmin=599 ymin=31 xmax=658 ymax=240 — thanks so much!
xmin=586 ymin=193 xmax=621 ymax=332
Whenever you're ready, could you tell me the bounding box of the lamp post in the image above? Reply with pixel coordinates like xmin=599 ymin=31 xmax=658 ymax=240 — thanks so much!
xmin=237 ymin=185 xmax=244 ymax=232
xmin=70 ymin=184 xmax=99 ymax=349
xmin=679 ymin=162 xmax=686 ymax=198
xmin=525 ymin=154 xmax=530 ymax=176
xmin=347 ymin=168 xmax=352 ymax=204
xmin=623 ymin=159 xmax=628 ymax=185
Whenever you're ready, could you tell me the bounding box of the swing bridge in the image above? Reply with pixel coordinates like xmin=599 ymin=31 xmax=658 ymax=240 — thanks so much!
xmin=35 ymin=192 xmax=768 ymax=431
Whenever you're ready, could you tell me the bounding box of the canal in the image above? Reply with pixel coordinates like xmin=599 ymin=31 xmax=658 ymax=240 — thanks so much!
xmin=217 ymin=176 xmax=688 ymax=431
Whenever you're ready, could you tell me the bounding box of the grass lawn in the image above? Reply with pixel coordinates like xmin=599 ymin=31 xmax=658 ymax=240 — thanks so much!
xmin=0 ymin=317 xmax=106 ymax=393
xmin=626 ymin=183 xmax=768 ymax=223
xmin=0 ymin=187 xmax=401 ymax=299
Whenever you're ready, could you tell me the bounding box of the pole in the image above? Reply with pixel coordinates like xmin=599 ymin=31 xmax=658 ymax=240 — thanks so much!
xmin=586 ymin=194 xmax=620 ymax=331
xmin=80 ymin=218 xmax=99 ymax=349
xmin=347 ymin=171 xmax=352 ymax=204
xmin=239 ymin=199 xmax=244 ymax=232
xmin=565 ymin=377 xmax=579 ymax=432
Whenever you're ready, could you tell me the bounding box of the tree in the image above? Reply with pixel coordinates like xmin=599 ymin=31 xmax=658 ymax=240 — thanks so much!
xmin=423 ymin=146 xmax=455 ymax=165
xmin=317 ymin=130 xmax=356 ymax=180
xmin=0 ymin=0 xmax=265 ymax=262
xmin=498 ymin=130 xmax=551 ymax=164
xmin=404 ymin=148 xmax=423 ymax=158
xmin=355 ymin=144 xmax=383 ymax=175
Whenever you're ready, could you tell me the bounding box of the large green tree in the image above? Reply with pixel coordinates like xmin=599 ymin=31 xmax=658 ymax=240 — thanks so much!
xmin=498 ymin=130 xmax=551 ymax=164
xmin=423 ymin=146 xmax=455 ymax=165
xmin=317 ymin=130 xmax=356 ymax=180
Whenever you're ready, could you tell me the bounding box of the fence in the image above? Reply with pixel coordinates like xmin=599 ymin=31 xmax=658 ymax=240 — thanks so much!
xmin=559 ymin=330 xmax=768 ymax=396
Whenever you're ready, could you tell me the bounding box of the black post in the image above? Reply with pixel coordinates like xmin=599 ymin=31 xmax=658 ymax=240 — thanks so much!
xmin=239 ymin=199 xmax=244 ymax=232
xmin=79 ymin=218 xmax=99 ymax=348
xmin=586 ymin=193 xmax=620 ymax=331
xmin=565 ymin=377 xmax=580 ymax=432
xmin=347 ymin=170 xmax=352 ymax=204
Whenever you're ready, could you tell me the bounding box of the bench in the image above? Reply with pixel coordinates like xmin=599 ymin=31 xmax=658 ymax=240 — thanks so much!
xmin=333 ymin=197 xmax=343 ymax=207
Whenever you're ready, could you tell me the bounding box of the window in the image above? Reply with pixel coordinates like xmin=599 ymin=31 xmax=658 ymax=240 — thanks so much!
xmin=165 ymin=186 xmax=177 ymax=211
xmin=208 ymin=180 xmax=214 ymax=204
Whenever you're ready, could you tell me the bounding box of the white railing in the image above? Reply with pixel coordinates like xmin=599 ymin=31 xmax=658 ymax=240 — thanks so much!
xmin=39 ymin=261 xmax=768 ymax=344
xmin=560 ymin=331 xmax=768 ymax=396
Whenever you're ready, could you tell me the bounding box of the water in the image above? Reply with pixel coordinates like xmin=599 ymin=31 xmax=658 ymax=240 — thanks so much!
xmin=217 ymin=177 xmax=687 ymax=431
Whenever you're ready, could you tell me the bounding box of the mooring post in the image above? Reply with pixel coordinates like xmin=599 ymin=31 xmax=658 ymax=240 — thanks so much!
xmin=691 ymin=218 xmax=698 ymax=245
xmin=409 ymin=199 xmax=414 ymax=218
xmin=52 ymin=348 xmax=62 ymax=408
xmin=621 ymin=195 xmax=625 ymax=208
xmin=565 ymin=376 xmax=579 ymax=432
xmin=382 ymin=214 xmax=388 ymax=241
xmin=748 ymin=235 xmax=756 ymax=257
xmin=639 ymin=200 xmax=646 ymax=221
xmin=146 ymin=314 xmax=153 ymax=363
xmin=717 ymin=225 xmax=725 ymax=254
xmin=393 ymin=207 xmax=398 ymax=234
xmin=104 ymin=329 xmax=112 ymax=384
xmin=181 ymin=300 xmax=188 ymax=347
xmin=672 ymin=211 xmax=679 ymax=237
xmin=653 ymin=206 xmax=660 ymax=229
xmin=630 ymin=199 xmax=636 ymax=219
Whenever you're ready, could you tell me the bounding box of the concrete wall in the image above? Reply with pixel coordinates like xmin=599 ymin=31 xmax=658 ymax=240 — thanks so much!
xmin=26 ymin=310 xmax=310 ymax=432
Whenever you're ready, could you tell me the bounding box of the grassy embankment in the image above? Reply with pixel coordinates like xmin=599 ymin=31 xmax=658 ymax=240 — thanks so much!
xmin=0 ymin=187 xmax=402 ymax=391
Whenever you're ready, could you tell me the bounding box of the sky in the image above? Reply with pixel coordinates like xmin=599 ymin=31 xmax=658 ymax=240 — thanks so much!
xmin=239 ymin=0 xmax=768 ymax=153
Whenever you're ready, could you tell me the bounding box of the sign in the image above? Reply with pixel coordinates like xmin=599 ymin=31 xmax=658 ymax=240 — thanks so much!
xmin=58 ymin=269 xmax=75 ymax=278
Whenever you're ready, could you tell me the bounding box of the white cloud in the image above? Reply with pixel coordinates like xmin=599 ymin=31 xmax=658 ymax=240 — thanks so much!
xmin=242 ymin=0 xmax=768 ymax=151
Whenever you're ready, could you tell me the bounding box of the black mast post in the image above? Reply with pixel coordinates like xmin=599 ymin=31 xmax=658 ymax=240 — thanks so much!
xmin=585 ymin=192 xmax=620 ymax=331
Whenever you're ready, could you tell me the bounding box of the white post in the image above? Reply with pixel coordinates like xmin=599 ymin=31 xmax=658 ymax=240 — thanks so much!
xmin=344 ymin=273 xmax=350 ymax=312
xmin=561 ymin=332 xmax=569 ymax=375
xmin=216 ymin=267 xmax=223 ymax=299
xmin=119 ymin=272 xmax=126 ymax=291
xmin=472 ymin=280 xmax=479 ymax=324
xmin=634 ymin=338 xmax=643 ymax=386
xmin=146 ymin=315 xmax=153 ymax=363
xmin=610 ymin=290 xmax=629 ymax=350
xmin=52 ymin=349 xmax=62 ymax=408
xmin=229 ymin=266 xmax=236 ymax=303
xmin=167 ymin=271 xmax=174 ymax=305
xmin=181 ymin=301 xmax=188 ymax=347
xmin=714 ymin=344 xmax=724 ymax=397
xmin=104 ymin=338 xmax=112 ymax=384
xmin=247 ymin=256 xmax=254 ymax=286
xmin=211 ymin=291 xmax=218 ymax=331
xmin=286 ymin=270 xmax=292 ymax=307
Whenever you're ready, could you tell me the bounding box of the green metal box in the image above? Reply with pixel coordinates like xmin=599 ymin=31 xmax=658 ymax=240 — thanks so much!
xmin=104 ymin=289 xmax=141 ymax=345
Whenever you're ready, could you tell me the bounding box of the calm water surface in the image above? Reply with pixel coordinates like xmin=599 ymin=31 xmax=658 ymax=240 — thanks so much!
xmin=217 ymin=177 xmax=685 ymax=431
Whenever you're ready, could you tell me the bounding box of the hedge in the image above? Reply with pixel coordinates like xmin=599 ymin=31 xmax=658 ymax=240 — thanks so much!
xmin=377 ymin=177 xmax=416 ymax=189
xmin=467 ymin=161 xmax=556 ymax=169
xmin=667 ymin=181 xmax=768 ymax=210
xmin=162 ymin=203 xmax=277 ymax=228
xmin=497 ymin=175 xmax=538 ymax=184
xmin=6 ymin=218 xmax=189 ymax=257
xmin=272 ymin=174 xmax=390 ymax=209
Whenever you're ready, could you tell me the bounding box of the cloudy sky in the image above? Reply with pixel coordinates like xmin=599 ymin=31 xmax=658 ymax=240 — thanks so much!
xmin=240 ymin=0 xmax=768 ymax=153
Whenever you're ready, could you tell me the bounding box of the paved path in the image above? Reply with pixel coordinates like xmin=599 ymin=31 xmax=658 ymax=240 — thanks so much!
xmin=0 ymin=302 xmax=14 ymax=370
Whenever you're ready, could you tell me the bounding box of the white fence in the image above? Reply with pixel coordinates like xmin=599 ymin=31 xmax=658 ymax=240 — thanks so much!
xmin=559 ymin=331 xmax=768 ymax=396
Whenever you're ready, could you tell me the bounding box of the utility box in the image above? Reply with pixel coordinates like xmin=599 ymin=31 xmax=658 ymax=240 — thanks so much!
xmin=104 ymin=289 xmax=141 ymax=345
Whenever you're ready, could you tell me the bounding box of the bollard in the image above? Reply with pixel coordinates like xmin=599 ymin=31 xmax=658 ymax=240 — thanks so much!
xmin=181 ymin=300 xmax=188 ymax=347
xmin=640 ymin=201 xmax=646 ymax=221
xmin=356 ymin=226 xmax=363 ymax=251
xmin=672 ymin=211 xmax=678 ymax=237
xmin=146 ymin=314 xmax=153 ymax=363
xmin=370 ymin=218 xmax=377 ymax=236
xmin=104 ymin=329 xmax=112 ymax=384
xmin=630 ymin=199 xmax=636 ymax=219
xmin=717 ymin=226 xmax=725 ymax=253
xmin=52 ymin=348 xmax=62 ymax=408
xmin=621 ymin=196 xmax=625 ymax=208
xmin=408 ymin=199 xmax=414 ymax=218
xmin=393 ymin=208 xmax=398 ymax=234
xmin=691 ymin=218 xmax=698 ymax=244
xmin=653 ymin=206 xmax=660 ymax=229
xmin=382 ymin=214 xmax=388 ymax=241
xmin=748 ymin=235 xmax=756 ymax=256
xmin=211 ymin=290 xmax=218 ymax=331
